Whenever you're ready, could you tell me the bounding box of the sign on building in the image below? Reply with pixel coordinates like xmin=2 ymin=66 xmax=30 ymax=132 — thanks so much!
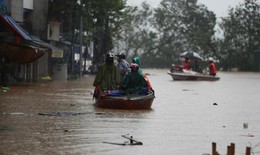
xmin=47 ymin=21 xmax=61 ymax=41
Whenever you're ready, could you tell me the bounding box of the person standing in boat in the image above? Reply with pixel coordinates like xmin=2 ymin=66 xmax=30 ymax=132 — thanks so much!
xmin=120 ymin=63 xmax=147 ymax=94
xmin=116 ymin=53 xmax=130 ymax=78
xmin=182 ymin=58 xmax=191 ymax=70
xmin=93 ymin=53 xmax=121 ymax=95
xmin=194 ymin=60 xmax=202 ymax=73
xmin=208 ymin=57 xmax=217 ymax=76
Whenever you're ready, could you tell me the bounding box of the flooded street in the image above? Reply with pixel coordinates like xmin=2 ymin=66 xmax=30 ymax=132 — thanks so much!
xmin=1 ymin=69 xmax=260 ymax=155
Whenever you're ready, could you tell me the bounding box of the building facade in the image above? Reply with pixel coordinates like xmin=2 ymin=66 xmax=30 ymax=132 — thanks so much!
xmin=2 ymin=0 xmax=66 ymax=82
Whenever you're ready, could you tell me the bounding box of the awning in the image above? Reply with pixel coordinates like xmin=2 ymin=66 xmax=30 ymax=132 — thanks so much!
xmin=0 ymin=14 xmax=63 ymax=63
xmin=0 ymin=42 xmax=45 ymax=64
xmin=0 ymin=14 xmax=32 ymax=41
xmin=30 ymin=36 xmax=64 ymax=58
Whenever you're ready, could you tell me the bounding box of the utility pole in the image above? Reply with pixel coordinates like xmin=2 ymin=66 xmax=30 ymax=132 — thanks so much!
xmin=79 ymin=0 xmax=83 ymax=78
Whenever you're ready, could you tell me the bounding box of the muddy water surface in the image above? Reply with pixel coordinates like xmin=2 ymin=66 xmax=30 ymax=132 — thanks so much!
xmin=1 ymin=70 xmax=260 ymax=155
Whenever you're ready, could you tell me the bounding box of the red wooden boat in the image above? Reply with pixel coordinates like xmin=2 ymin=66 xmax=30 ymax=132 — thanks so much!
xmin=94 ymin=91 xmax=155 ymax=110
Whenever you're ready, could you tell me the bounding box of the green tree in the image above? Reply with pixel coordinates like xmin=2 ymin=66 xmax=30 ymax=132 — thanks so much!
xmin=151 ymin=0 xmax=216 ymax=67
xmin=117 ymin=3 xmax=158 ymax=64
xmin=48 ymin=0 xmax=126 ymax=66
xmin=80 ymin=0 xmax=126 ymax=65
xmin=219 ymin=0 xmax=260 ymax=70
xmin=118 ymin=0 xmax=216 ymax=68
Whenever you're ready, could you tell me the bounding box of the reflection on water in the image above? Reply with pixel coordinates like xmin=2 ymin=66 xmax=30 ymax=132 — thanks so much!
xmin=1 ymin=70 xmax=260 ymax=154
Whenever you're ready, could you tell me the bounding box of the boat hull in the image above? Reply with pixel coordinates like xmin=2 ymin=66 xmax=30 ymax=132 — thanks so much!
xmin=167 ymin=71 xmax=220 ymax=81
xmin=94 ymin=93 xmax=155 ymax=110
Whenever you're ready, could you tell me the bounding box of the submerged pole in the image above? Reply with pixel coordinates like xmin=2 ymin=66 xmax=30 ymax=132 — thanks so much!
xmin=246 ymin=147 xmax=251 ymax=155
xmin=212 ymin=142 xmax=217 ymax=155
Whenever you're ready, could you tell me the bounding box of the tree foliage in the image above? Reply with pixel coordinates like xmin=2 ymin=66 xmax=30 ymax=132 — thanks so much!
xmin=154 ymin=0 xmax=216 ymax=66
xmin=48 ymin=0 xmax=126 ymax=65
xmin=219 ymin=0 xmax=260 ymax=70
xmin=81 ymin=0 xmax=126 ymax=64
xmin=47 ymin=0 xmax=260 ymax=70
xmin=117 ymin=3 xmax=158 ymax=64
xmin=119 ymin=0 xmax=216 ymax=67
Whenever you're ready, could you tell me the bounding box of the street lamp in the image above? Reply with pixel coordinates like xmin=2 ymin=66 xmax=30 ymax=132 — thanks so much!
xmin=79 ymin=0 xmax=83 ymax=77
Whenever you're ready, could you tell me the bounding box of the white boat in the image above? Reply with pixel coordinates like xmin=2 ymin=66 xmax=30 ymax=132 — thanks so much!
xmin=167 ymin=70 xmax=220 ymax=81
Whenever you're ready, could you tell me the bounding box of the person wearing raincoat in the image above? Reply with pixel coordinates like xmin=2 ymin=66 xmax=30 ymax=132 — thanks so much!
xmin=132 ymin=57 xmax=142 ymax=75
xmin=182 ymin=58 xmax=191 ymax=70
xmin=132 ymin=56 xmax=153 ymax=92
xmin=120 ymin=63 xmax=147 ymax=94
xmin=208 ymin=57 xmax=217 ymax=76
xmin=93 ymin=53 xmax=121 ymax=94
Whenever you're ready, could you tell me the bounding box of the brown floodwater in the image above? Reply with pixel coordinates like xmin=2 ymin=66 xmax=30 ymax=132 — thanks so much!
xmin=1 ymin=69 xmax=260 ymax=155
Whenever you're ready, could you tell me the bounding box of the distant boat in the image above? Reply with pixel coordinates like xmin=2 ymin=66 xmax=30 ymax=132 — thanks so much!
xmin=167 ymin=70 xmax=220 ymax=81
xmin=168 ymin=51 xmax=220 ymax=81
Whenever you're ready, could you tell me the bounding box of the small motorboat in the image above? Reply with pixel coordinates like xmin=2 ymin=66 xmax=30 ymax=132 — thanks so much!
xmin=167 ymin=70 xmax=220 ymax=81
xmin=168 ymin=51 xmax=220 ymax=81
xmin=94 ymin=89 xmax=155 ymax=110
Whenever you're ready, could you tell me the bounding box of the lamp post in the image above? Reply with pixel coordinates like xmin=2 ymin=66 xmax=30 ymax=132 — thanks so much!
xmin=79 ymin=11 xmax=83 ymax=78
xmin=79 ymin=0 xmax=83 ymax=77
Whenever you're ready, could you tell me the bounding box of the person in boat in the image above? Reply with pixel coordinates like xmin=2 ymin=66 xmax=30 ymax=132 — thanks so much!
xmin=208 ymin=57 xmax=217 ymax=76
xmin=93 ymin=53 xmax=121 ymax=95
xmin=182 ymin=57 xmax=191 ymax=70
xmin=194 ymin=60 xmax=202 ymax=73
xmin=120 ymin=63 xmax=148 ymax=94
xmin=132 ymin=56 xmax=142 ymax=75
xmin=116 ymin=53 xmax=130 ymax=78
xmin=132 ymin=56 xmax=153 ymax=92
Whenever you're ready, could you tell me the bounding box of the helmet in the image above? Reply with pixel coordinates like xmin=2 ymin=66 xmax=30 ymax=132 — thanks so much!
xmin=106 ymin=53 xmax=114 ymax=63
xmin=130 ymin=63 xmax=139 ymax=72
xmin=116 ymin=53 xmax=126 ymax=59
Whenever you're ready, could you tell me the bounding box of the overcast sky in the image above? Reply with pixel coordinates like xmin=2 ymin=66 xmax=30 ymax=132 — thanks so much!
xmin=127 ymin=0 xmax=244 ymax=18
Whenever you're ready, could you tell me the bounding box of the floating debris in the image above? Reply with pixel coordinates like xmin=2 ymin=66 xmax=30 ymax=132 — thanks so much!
xmin=103 ymin=134 xmax=143 ymax=146
xmin=38 ymin=112 xmax=92 ymax=116
xmin=41 ymin=76 xmax=52 ymax=81
xmin=0 ymin=125 xmax=12 ymax=131
xmin=240 ymin=133 xmax=254 ymax=137
xmin=9 ymin=112 xmax=25 ymax=115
